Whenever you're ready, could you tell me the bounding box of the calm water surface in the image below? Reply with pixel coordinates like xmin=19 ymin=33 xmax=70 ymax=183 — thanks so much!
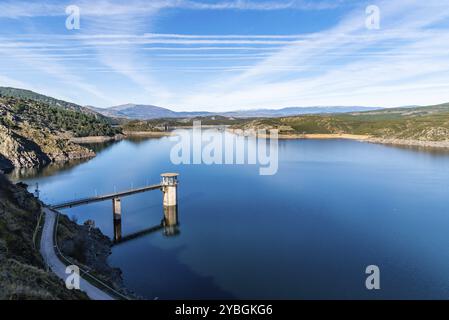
xmin=9 ymin=132 xmax=449 ymax=299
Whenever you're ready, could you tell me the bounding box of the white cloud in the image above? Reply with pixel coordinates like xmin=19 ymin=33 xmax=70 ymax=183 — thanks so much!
xmin=0 ymin=0 xmax=341 ymax=18
xmin=1 ymin=0 xmax=449 ymax=110
xmin=175 ymin=0 xmax=449 ymax=110
xmin=0 ymin=44 xmax=116 ymax=105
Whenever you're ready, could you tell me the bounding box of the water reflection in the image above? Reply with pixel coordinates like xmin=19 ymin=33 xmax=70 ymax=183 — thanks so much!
xmin=7 ymin=140 xmax=117 ymax=182
xmin=113 ymin=217 xmax=122 ymax=242
xmin=7 ymin=158 xmax=91 ymax=181
xmin=113 ymin=205 xmax=179 ymax=245
xmin=126 ymin=136 xmax=168 ymax=145
xmin=163 ymin=205 xmax=180 ymax=237
xmin=378 ymin=142 xmax=449 ymax=155
xmin=78 ymin=140 xmax=116 ymax=153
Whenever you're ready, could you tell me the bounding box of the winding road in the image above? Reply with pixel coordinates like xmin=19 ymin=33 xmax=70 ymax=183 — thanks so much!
xmin=40 ymin=207 xmax=115 ymax=300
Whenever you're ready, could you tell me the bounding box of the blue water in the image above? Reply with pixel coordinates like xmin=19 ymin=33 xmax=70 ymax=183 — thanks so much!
xmin=10 ymin=133 xmax=449 ymax=299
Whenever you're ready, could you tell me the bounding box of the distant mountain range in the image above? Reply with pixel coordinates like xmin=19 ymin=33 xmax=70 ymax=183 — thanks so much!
xmin=221 ymin=106 xmax=382 ymax=118
xmin=0 ymin=87 xmax=383 ymax=120
xmin=87 ymin=104 xmax=382 ymax=120
xmin=87 ymin=104 xmax=182 ymax=119
xmin=2 ymin=86 xmax=449 ymax=171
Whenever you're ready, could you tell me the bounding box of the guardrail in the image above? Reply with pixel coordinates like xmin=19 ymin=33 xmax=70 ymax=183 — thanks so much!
xmin=52 ymin=209 xmax=131 ymax=300
xmin=32 ymin=207 xmax=44 ymax=250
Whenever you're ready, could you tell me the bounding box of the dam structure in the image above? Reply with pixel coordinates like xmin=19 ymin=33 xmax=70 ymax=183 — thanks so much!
xmin=50 ymin=173 xmax=180 ymax=241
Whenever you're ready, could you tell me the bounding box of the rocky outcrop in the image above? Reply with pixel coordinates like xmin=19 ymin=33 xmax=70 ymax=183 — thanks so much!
xmin=0 ymin=94 xmax=122 ymax=172
xmin=367 ymin=137 xmax=449 ymax=149
xmin=56 ymin=214 xmax=127 ymax=295
xmin=0 ymin=124 xmax=95 ymax=172
xmin=0 ymin=125 xmax=51 ymax=170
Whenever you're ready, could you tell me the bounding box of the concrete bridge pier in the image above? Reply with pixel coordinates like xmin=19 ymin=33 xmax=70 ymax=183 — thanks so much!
xmin=112 ymin=197 xmax=122 ymax=242
xmin=113 ymin=218 xmax=122 ymax=242
xmin=163 ymin=205 xmax=179 ymax=236
xmin=113 ymin=197 xmax=122 ymax=221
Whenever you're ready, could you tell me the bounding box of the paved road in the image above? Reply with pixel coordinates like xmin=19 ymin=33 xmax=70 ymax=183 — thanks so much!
xmin=40 ymin=207 xmax=115 ymax=300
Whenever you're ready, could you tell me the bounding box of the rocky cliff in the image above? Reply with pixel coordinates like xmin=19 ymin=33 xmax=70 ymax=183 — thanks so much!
xmin=0 ymin=97 xmax=97 ymax=171
xmin=56 ymin=215 xmax=126 ymax=295
xmin=0 ymin=124 xmax=94 ymax=171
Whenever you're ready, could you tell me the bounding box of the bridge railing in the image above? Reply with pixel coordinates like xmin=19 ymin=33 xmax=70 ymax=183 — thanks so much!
xmin=50 ymin=184 xmax=162 ymax=210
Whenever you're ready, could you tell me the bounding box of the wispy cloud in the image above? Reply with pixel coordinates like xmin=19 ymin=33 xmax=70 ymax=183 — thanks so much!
xmin=1 ymin=0 xmax=449 ymax=110
xmin=0 ymin=0 xmax=341 ymax=18
xmin=77 ymin=5 xmax=174 ymax=106
xmin=173 ymin=0 xmax=341 ymax=11
xmin=0 ymin=0 xmax=174 ymax=106
xmin=176 ymin=0 xmax=449 ymax=109
xmin=0 ymin=46 xmax=115 ymax=104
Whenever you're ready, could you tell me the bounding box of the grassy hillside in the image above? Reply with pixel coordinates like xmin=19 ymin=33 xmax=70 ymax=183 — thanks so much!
xmin=232 ymin=103 xmax=449 ymax=141
xmin=0 ymin=173 xmax=87 ymax=299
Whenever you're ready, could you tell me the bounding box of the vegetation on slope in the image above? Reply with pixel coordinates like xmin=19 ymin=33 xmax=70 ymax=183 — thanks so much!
xmin=0 ymin=173 xmax=87 ymax=299
xmin=0 ymin=97 xmax=99 ymax=170
xmin=232 ymin=103 xmax=449 ymax=142
xmin=122 ymin=116 xmax=247 ymax=132
xmin=0 ymin=94 xmax=124 ymax=170
xmin=0 ymin=87 xmax=85 ymax=112
xmin=0 ymin=96 xmax=120 ymax=137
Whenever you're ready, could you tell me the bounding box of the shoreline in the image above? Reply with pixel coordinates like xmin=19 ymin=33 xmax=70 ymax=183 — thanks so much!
xmin=70 ymin=132 xmax=173 ymax=143
xmin=122 ymin=131 xmax=173 ymax=137
xmin=227 ymin=128 xmax=369 ymax=141
xmin=283 ymin=134 xmax=449 ymax=149
xmin=227 ymin=129 xmax=449 ymax=149
xmin=6 ymin=130 xmax=449 ymax=174
xmin=70 ymin=135 xmax=123 ymax=143
xmin=73 ymin=130 xmax=449 ymax=150
xmin=277 ymin=133 xmax=370 ymax=140
xmin=365 ymin=137 xmax=449 ymax=150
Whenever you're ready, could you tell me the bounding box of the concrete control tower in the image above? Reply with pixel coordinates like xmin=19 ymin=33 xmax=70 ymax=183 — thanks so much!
xmin=161 ymin=173 xmax=179 ymax=207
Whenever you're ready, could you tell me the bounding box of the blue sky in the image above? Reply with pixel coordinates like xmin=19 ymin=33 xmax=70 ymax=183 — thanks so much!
xmin=0 ymin=0 xmax=449 ymax=111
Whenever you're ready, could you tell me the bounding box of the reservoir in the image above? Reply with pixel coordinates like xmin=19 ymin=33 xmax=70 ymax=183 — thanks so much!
xmin=9 ymin=131 xmax=449 ymax=299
